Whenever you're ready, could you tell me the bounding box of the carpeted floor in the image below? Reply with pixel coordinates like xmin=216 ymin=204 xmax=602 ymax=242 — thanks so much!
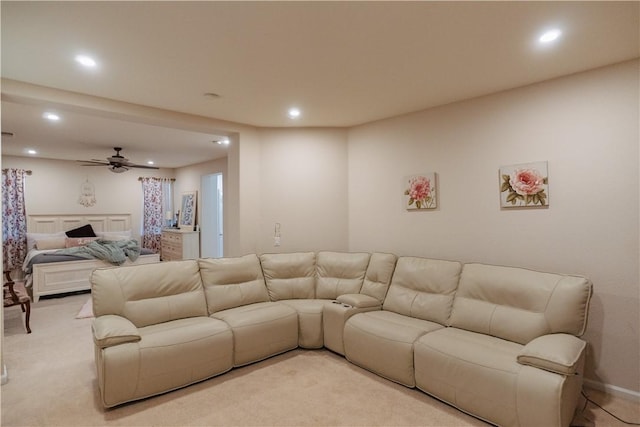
xmin=2 ymin=293 xmax=638 ymax=427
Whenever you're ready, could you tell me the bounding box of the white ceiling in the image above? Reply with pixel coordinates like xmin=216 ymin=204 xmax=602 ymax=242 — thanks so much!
xmin=1 ymin=1 xmax=638 ymax=168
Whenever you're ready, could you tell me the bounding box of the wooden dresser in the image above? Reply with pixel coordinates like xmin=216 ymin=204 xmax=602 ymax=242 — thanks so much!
xmin=160 ymin=229 xmax=200 ymax=261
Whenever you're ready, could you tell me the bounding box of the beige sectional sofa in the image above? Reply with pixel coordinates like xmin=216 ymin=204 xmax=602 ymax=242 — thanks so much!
xmin=90 ymin=251 xmax=592 ymax=427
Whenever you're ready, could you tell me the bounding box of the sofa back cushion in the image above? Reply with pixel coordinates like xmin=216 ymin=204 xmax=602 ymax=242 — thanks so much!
xmin=259 ymin=252 xmax=316 ymax=300
xmin=449 ymin=263 xmax=593 ymax=344
xmin=360 ymin=252 xmax=398 ymax=303
xmin=91 ymin=260 xmax=207 ymax=328
xmin=383 ymin=257 xmax=462 ymax=325
xmin=316 ymin=251 xmax=370 ymax=299
xmin=199 ymin=254 xmax=270 ymax=314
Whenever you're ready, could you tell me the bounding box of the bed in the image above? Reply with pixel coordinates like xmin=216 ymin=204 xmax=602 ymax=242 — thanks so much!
xmin=23 ymin=214 xmax=160 ymax=302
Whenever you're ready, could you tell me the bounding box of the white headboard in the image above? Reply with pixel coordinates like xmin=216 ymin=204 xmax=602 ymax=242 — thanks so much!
xmin=27 ymin=214 xmax=132 ymax=234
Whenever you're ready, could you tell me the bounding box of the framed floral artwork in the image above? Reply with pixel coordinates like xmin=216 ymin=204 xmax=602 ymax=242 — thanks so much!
xmin=404 ymin=173 xmax=437 ymax=210
xmin=500 ymin=161 xmax=548 ymax=208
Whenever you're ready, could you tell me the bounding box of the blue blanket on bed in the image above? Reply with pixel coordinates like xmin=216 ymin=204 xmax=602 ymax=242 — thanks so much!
xmin=54 ymin=239 xmax=141 ymax=265
xmin=24 ymin=239 xmax=150 ymax=274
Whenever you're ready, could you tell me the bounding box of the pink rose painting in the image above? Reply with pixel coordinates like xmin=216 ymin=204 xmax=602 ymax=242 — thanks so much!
xmin=404 ymin=173 xmax=436 ymax=210
xmin=500 ymin=162 xmax=548 ymax=207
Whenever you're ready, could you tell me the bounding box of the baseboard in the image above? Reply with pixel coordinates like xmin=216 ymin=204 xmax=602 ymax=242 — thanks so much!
xmin=584 ymin=378 xmax=640 ymax=402
xmin=1 ymin=364 xmax=7 ymax=385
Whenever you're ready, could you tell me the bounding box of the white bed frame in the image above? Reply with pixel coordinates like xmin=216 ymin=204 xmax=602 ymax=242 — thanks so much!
xmin=28 ymin=214 xmax=160 ymax=302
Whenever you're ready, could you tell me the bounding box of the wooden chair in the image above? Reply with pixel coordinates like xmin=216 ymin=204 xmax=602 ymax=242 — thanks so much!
xmin=3 ymin=270 xmax=31 ymax=333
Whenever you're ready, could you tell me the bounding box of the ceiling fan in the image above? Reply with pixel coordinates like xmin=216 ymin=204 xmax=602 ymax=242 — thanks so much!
xmin=77 ymin=147 xmax=159 ymax=173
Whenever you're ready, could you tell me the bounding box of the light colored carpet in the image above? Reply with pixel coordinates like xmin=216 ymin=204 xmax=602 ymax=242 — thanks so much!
xmin=2 ymin=293 xmax=638 ymax=427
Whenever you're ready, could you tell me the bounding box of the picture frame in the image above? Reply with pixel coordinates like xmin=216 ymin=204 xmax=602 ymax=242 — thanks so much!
xmin=404 ymin=173 xmax=437 ymax=210
xmin=178 ymin=191 xmax=197 ymax=230
xmin=499 ymin=161 xmax=549 ymax=208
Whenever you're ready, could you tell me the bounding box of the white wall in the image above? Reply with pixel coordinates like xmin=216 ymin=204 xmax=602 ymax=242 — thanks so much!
xmin=220 ymin=128 xmax=264 ymax=257
xmin=347 ymin=60 xmax=639 ymax=393
xmin=1 ymin=156 xmax=175 ymax=241
xmin=257 ymin=128 xmax=349 ymax=254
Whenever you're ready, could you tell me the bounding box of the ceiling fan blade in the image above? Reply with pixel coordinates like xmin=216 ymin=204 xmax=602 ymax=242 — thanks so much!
xmin=129 ymin=164 xmax=159 ymax=170
xmin=77 ymin=160 xmax=109 ymax=165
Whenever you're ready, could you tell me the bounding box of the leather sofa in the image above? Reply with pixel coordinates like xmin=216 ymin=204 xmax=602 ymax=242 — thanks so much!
xmin=90 ymin=251 xmax=592 ymax=427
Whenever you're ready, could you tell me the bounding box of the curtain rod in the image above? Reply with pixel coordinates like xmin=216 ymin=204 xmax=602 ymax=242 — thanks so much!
xmin=138 ymin=177 xmax=175 ymax=181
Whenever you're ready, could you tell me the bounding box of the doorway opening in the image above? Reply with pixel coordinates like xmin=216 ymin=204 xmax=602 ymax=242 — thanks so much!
xmin=201 ymin=173 xmax=223 ymax=258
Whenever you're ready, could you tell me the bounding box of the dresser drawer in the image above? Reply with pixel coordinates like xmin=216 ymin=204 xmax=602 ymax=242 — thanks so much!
xmin=161 ymin=229 xmax=199 ymax=261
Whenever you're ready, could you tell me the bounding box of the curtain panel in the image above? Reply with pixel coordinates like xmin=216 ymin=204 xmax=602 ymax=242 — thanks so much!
xmin=141 ymin=177 xmax=172 ymax=253
xmin=2 ymin=169 xmax=28 ymax=271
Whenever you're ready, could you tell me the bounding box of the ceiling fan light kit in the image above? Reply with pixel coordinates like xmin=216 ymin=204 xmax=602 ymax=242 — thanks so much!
xmin=77 ymin=147 xmax=159 ymax=173
xmin=109 ymin=166 xmax=128 ymax=173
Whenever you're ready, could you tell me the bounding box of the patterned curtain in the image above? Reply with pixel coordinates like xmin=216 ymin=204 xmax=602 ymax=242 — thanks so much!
xmin=141 ymin=177 xmax=172 ymax=253
xmin=2 ymin=169 xmax=28 ymax=271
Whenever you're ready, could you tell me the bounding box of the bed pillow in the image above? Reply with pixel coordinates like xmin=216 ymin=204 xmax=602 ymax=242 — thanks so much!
xmin=65 ymin=224 xmax=97 ymax=238
xmin=36 ymin=237 xmax=67 ymax=250
xmin=99 ymin=234 xmax=131 ymax=242
xmin=27 ymin=232 xmax=66 ymax=251
xmin=95 ymin=230 xmax=132 ymax=239
xmin=65 ymin=237 xmax=98 ymax=248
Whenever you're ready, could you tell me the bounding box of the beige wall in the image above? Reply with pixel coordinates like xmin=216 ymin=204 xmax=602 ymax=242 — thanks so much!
xmin=221 ymin=128 xmax=263 ymax=257
xmin=257 ymin=128 xmax=349 ymax=254
xmin=347 ymin=60 xmax=640 ymax=393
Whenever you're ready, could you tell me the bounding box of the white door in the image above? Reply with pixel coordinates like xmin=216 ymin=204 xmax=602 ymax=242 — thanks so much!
xmin=200 ymin=173 xmax=223 ymax=258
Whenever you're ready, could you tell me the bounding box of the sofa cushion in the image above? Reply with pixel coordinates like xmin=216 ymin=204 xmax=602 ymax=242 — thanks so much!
xmin=344 ymin=310 xmax=443 ymax=387
xmin=260 ymin=252 xmax=316 ymax=300
xmin=212 ymin=301 xmax=298 ymax=366
xmin=91 ymin=260 xmax=207 ymax=328
xmin=199 ymin=255 xmax=270 ymax=314
xmin=414 ymin=327 xmax=523 ymax=426
xmin=383 ymin=257 xmax=462 ymax=325
xmin=360 ymin=252 xmax=397 ymax=303
xmin=415 ymin=326 xmax=582 ymax=427
xmin=279 ymin=299 xmax=333 ymax=349
xmin=449 ymin=263 xmax=593 ymax=344
xmin=97 ymin=316 xmax=233 ymax=408
xmin=316 ymin=251 xmax=370 ymax=299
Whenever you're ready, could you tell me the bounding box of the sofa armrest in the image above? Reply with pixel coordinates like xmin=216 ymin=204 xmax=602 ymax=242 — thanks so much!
xmin=517 ymin=333 xmax=586 ymax=375
xmin=336 ymin=294 xmax=381 ymax=309
xmin=92 ymin=315 xmax=141 ymax=349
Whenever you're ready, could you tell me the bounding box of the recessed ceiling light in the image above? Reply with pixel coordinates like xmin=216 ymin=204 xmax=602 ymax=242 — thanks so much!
xmin=147 ymin=161 xmax=155 ymax=165
xmin=288 ymin=108 xmax=301 ymax=119
xmin=27 ymin=149 xmax=37 ymax=155
xmin=75 ymin=54 xmax=97 ymax=68
xmin=215 ymin=139 xmax=230 ymax=145
xmin=539 ymin=29 xmax=562 ymax=43
xmin=43 ymin=112 xmax=60 ymax=121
